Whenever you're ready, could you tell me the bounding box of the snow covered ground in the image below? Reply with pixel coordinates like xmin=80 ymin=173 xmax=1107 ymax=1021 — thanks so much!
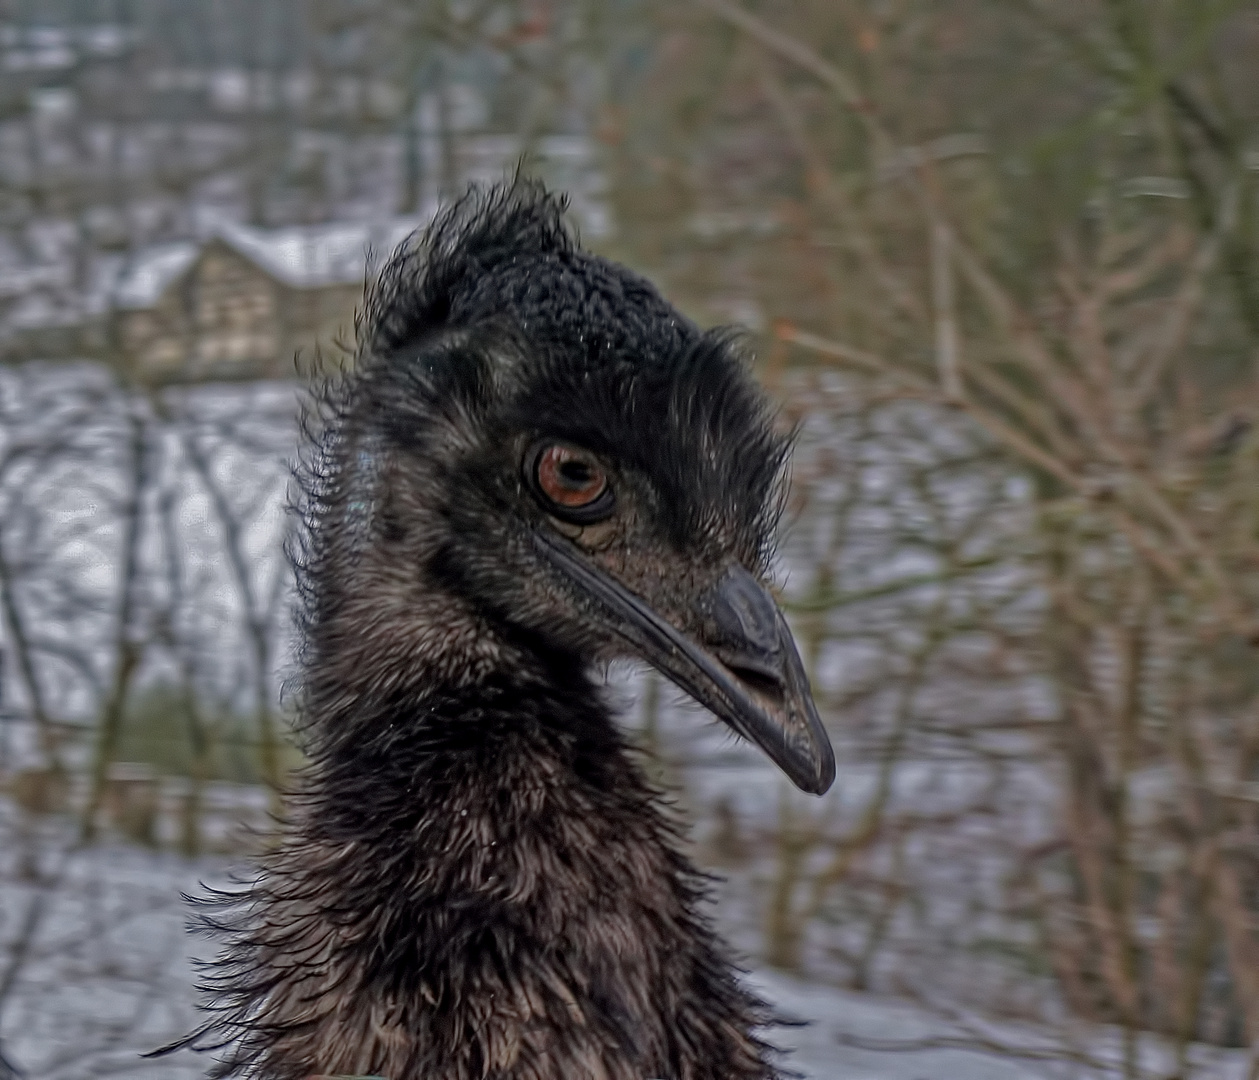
xmin=0 ymin=817 xmax=1247 ymax=1080
xmin=752 ymin=969 xmax=1044 ymax=1080
xmin=0 ymin=833 xmax=1038 ymax=1080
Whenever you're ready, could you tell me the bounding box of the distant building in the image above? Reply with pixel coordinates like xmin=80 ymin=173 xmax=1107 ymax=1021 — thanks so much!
xmin=111 ymin=216 xmax=424 ymax=381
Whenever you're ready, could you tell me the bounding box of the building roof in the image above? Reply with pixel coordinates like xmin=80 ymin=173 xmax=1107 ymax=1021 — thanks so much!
xmin=113 ymin=242 xmax=199 ymax=309
xmin=210 ymin=216 xmax=425 ymax=290
xmin=112 ymin=214 xmax=428 ymax=310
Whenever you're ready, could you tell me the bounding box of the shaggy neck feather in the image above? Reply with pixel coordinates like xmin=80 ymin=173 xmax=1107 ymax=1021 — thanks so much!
xmin=192 ymin=646 xmax=778 ymax=1080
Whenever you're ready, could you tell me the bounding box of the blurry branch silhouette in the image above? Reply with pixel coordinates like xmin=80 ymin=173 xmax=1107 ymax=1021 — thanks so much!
xmin=165 ymin=393 xmax=290 ymax=798
xmin=0 ymin=0 xmax=622 ymax=841
xmin=2 ymin=0 xmax=1255 ymax=1074
xmin=0 ymin=371 xmax=113 ymax=779
xmin=153 ymin=476 xmax=213 ymax=858
xmin=0 ymin=809 xmax=201 ymax=1077
xmin=0 ymin=4 xmax=632 ymax=1072
xmin=608 ymin=0 xmax=1259 ymax=1074
xmin=82 ymin=401 xmax=150 ymax=843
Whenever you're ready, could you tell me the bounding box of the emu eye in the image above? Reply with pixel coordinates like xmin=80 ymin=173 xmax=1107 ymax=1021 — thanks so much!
xmin=527 ymin=443 xmax=615 ymax=524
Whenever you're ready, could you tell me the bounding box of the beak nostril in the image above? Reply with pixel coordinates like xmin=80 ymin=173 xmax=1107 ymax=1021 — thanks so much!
xmin=708 ymin=566 xmax=782 ymax=655
xmin=724 ymin=662 xmax=786 ymax=702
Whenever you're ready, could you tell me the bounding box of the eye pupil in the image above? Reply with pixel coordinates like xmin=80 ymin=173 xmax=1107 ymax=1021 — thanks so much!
xmin=559 ymin=461 xmax=591 ymax=485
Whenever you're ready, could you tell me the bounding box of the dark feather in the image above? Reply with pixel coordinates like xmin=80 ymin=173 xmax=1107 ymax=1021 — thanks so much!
xmin=164 ymin=179 xmax=803 ymax=1080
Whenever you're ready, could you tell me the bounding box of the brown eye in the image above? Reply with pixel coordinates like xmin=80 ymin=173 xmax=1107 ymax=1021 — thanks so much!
xmin=527 ymin=443 xmax=615 ymax=524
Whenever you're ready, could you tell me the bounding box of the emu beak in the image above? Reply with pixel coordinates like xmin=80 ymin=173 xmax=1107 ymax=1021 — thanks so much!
xmin=532 ymin=534 xmax=836 ymax=795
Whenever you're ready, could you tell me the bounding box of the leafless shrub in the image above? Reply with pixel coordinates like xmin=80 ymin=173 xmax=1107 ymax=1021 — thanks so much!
xmin=605 ymin=1 xmax=1259 ymax=1075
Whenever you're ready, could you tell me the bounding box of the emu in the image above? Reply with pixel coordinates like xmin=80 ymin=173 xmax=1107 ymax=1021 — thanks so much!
xmin=176 ymin=180 xmax=835 ymax=1080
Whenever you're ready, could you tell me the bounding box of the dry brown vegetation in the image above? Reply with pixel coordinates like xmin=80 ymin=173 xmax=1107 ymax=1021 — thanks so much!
xmin=602 ymin=1 xmax=1259 ymax=1074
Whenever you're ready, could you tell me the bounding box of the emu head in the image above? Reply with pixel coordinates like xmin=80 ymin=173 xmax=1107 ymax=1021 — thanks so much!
xmin=311 ymin=180 xmax=834 ymax=796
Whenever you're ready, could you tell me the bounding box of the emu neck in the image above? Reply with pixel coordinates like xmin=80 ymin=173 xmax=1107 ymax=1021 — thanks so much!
xmin=312 ymin=665 xmax=659 ymax=890
xmin=236 ymin=661 xmax=776 ymax=1079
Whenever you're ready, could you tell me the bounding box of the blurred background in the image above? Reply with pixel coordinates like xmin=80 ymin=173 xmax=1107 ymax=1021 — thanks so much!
xmin=0 ymin=1 xmax=1257 ymax=1077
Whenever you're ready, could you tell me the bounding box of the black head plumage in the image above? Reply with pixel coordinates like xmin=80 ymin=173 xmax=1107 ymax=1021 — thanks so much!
xmin=357 ymin=179 xmax=787 ymax=562
xmin=166 ymin=178 xmax=833 ymax=1080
